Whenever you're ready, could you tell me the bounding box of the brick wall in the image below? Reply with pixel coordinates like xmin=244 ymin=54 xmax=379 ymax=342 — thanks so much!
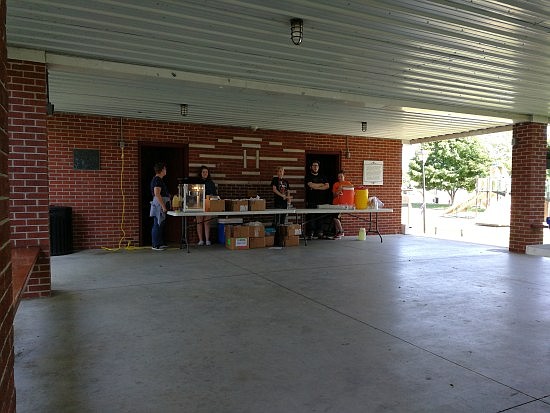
xmin=7 ymin=60 xmax=50 ymax=297
xmin=0 ymin=0 xmax=16 ymax=411
xmin=509 ymin=122 xmax=547 ymax=253
xmin=48 ymin=114 xmax=403 ymax=248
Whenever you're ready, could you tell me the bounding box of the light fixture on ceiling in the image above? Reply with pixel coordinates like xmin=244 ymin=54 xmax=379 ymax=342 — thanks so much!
xmin=180 ymin=104 xmax=188 ymax=116
xmin=361 ymin=121 xmax=368 ymax=132
xmin=290 ymin=18 xmax=303 ymax=45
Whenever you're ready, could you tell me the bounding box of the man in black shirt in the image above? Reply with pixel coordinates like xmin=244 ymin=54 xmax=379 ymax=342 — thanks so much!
xmin=305 ymin=160 xmax=329 ymax=238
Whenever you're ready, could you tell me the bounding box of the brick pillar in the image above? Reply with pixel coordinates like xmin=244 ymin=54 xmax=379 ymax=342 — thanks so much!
xmin=0 ymin=1 xmax=16 ymax=412
xmin=509 ymin=122 xmax=547 ymax=253
xmin=7 ymin=59 xmax=51 ymax=297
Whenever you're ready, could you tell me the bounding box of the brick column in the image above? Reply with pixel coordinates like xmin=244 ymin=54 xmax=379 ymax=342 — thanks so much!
xmin=0 ymin=1 xmax=16 ymax=412
xmin=509 ymin=122 xmax=547 ymax=253
xmin=8 ymin=60 xmax=51 ymax=296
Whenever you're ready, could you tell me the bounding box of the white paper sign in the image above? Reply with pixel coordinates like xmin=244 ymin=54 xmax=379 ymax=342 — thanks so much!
xmin=363 ymin=160 xmax=383 ymax=185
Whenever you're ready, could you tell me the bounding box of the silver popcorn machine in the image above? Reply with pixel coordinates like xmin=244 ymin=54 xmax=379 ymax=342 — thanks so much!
xmin=177 ymin=183 xmax=205 ymax=212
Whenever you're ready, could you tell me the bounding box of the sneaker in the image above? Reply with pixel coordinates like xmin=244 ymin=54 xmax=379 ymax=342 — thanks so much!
xmin=333 ymin=232 xmax=344 ymax=240
xmin=197 ymin=240 xmax=205 ymax=246
xmin=205 ymin=240 xmax=212 ymax=246
xmin=151 ymin=246 xmax=165 ymax=251
xmin=159 ymin=245 xmax=168 ymax=249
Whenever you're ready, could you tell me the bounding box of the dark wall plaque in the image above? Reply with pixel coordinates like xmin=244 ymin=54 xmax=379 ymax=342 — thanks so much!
xmin=74 ymin=149 xmax=100 ymax=170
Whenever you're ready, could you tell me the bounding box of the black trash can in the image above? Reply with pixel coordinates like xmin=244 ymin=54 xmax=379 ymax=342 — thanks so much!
xmin=49 ymin=206 xmax=73 ymax=256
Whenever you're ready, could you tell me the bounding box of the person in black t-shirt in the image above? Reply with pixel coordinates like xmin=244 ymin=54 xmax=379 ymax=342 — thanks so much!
xmin=305 ymin=160 xmax=329 ymax=238
xmin=271 ymin=166 xmax=291 ymax=225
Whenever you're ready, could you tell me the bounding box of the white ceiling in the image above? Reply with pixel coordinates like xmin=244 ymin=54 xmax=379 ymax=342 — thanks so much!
xmin=7 ymin=0 xmax=550 ymax=142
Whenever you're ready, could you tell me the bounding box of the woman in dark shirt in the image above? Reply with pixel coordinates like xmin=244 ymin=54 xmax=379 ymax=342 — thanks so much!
xmin=149 ymin=162 xmax=169 ymax=250
xmin=196 ymin=165 xmax=217 ymax=245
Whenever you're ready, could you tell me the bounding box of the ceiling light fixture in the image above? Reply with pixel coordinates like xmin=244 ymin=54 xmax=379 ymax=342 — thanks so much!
xmin=180 ymin=104 xmax=188 ymax=116
xmin=290 ymin=18 xmax=303 ymax=45
xmin=361 ymin=121 xmax=368 ymax=132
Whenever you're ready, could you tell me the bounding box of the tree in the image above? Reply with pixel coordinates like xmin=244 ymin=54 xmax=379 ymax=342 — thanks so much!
xmin=408 ymin=138 xmax=491 ymax=204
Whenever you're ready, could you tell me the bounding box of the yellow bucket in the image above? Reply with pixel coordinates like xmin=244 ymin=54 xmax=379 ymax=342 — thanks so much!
xmin=354 ymin=187 xmax=369 ymax=209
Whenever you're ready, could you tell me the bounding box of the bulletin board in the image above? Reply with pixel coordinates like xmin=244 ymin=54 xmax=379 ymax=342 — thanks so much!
xmin=363 ymin=160 xmax=383 ymax=185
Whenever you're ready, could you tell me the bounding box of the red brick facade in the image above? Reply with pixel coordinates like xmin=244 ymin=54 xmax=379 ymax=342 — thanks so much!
xmin=7 ymin=60 xmax=50 ymax=297
xmin=47 ymin=115 xmax=403 ymax=248
xmin=0 ymin=1 xmax=16 ymax=411
xmin=509 ymin=122 xmax=547 ymax=253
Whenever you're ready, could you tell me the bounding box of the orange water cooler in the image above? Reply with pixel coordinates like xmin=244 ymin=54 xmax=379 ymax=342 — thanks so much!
xmin=335 ymin=186 xmax=355 ymax=206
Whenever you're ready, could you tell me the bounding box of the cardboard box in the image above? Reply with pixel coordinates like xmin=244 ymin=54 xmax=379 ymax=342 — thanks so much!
xmin=249 ymin=237 xmax=266 ymax=249
xmin=205 ymin=197 xmax=225 ymax=212
xmin=278 ymin=224 xmax=302 ymax=237
xmin=225 ymin=199 xmax=249 ymax=212
xmin=225 ymin=225 xmax=250 ymax=239
xmin=283 ymin=235 xmax=300 ymax=247
xmin=265 ymin=235 xmax=275 ymax=247
xmin=248 ymin=198 xmax=266 ymax=211
xmin=225 ymin=237 xmax=249 ymax=250
xmin=218 ymin=218 xmax=244 ymax=244
xmin=247 ymin=224 xmax=265 ymax=238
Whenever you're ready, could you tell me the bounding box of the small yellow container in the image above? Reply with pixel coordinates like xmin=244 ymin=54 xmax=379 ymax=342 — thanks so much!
xmin=358 ymin=228 xmax=366 ymax=241
xmin=354 ymin=187 xmax=369 ymax=209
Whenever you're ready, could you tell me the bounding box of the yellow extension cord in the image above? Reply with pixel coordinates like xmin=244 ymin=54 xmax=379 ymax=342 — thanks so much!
xmin=102 ymin=146 xmax=147 ymax=252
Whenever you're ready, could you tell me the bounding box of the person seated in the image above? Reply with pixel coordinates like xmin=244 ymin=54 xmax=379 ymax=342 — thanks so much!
xmin=331 ymin=170 xmax=353 ymax=239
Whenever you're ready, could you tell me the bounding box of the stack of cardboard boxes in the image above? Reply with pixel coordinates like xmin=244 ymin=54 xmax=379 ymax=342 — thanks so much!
xmin=202 ymin=197 xmax=303 ymax=250
xmin=277 ymin=224 xmax=301 ymax=247
xmin=248 ymin=223 xmax=266 ymax=249
xmin=224 ymin=223 xmax=266 ymax=250
xmin=224 ymin=223 xmax=302 ymax=250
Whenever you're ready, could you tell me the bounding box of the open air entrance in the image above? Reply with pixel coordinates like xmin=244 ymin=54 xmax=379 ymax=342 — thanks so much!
xmin=139 ymin=143 xmax=188 ymax=246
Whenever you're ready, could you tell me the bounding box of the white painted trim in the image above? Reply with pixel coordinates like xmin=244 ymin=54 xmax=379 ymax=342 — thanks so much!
xmin=189 ymin=163 xmax=216 ymax=168
xmin=259 ymin=157 xmax=298 ymax=162
xmin=190 ymin=144 xmax=215 ymax=149
xmin=216 ymin=180 xmax=271 ymax=185
xmin=199 ymin=154 xmax=242 ymax=159
xmin=233 ymin=136 xmax=262 ymax=142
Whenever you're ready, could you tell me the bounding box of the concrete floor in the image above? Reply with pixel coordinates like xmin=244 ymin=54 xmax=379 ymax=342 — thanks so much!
xmin=14 ymin=235 xmax=550 ymax=413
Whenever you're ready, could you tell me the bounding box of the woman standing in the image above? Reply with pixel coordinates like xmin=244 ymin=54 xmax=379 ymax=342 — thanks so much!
xmin=196 ymin=165 xmax=217 ymax=245
xmin=149 ymin=162 xmax=170 ymax=250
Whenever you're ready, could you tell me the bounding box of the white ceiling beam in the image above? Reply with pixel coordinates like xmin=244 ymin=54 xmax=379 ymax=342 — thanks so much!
xmin=40 ymin=51 xmax=532 ymax=124
xmin=409 ymin=125 xmax=514 ymax=144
